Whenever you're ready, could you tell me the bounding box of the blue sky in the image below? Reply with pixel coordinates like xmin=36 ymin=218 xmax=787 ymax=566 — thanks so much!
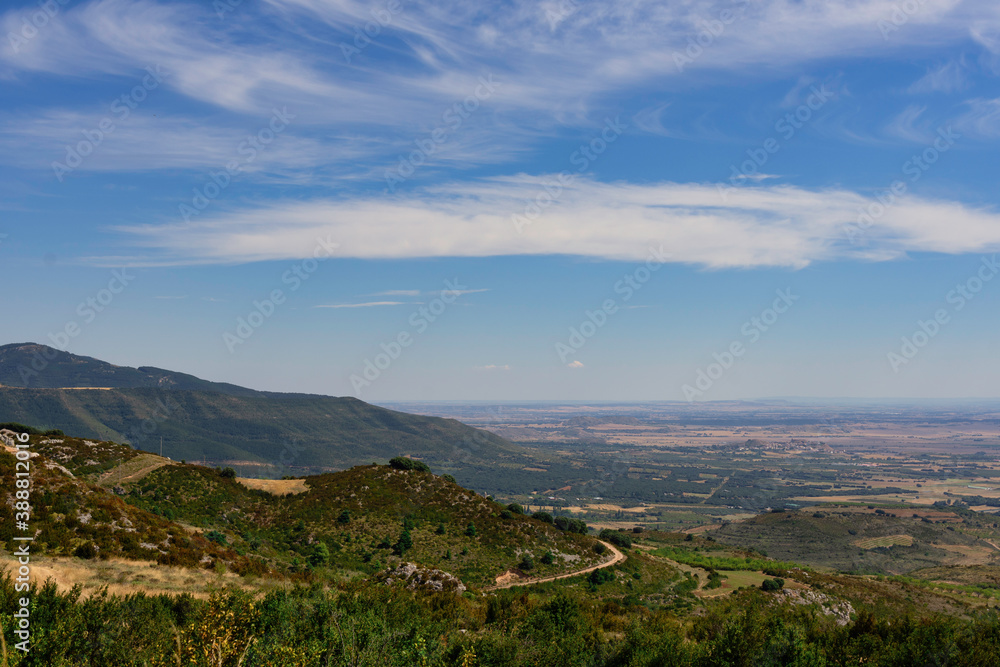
xmin=2 ymin=0 xmax=1000 ymax=401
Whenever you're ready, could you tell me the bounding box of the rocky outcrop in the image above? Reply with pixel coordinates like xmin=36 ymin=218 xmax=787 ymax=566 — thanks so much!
xmin=378 ymin=563 xmax=467 ymax=593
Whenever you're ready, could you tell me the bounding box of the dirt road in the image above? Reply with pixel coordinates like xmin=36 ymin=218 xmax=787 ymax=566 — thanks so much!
xmin=484 ymin=541 xmax=626 ymax=591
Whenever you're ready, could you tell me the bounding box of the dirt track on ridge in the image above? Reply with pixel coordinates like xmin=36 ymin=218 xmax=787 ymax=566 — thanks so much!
xmin=484 ymin=540 xmax=626 ymax=591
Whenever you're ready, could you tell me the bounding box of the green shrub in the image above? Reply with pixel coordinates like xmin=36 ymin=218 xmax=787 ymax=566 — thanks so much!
xmin=308 ymin=542 xmax=330 ymax=567
xmin=761 ymin=577 xmax=785 ymax=592
xmin=533 ymin=511 xmax=554 ymax=524
xmin=73 ymin=542 xmax=97 ymax=559
xmin=389 ymin=456 xmax=431 ymax=473
xmin=599 ymin=529 xmax=632 ymax=549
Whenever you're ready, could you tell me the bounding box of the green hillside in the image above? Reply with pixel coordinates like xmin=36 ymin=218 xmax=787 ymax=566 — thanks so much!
xmin=1 ymin=428 xmax=606 ymax=587
xmin=0 ymin=344 xmax=530 ymax=484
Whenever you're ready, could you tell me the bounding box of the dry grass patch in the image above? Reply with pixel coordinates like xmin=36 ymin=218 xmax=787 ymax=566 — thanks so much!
xmin=0 ymin=555 xmax=257 ymax=599
xmin=236 ymin=477 xmax=308 ymax=495
xmin=853 ymin=535 xmax=914 ymax=549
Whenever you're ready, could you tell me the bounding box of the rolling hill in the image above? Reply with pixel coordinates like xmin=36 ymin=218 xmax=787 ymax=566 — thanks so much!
xmin=0 ymin=427 xmax=608 ymax=588
xmin=0 ymin=343 xmax=529 ymax=482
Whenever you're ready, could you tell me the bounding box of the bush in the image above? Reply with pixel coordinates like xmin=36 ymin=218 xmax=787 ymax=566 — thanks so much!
xmin=554 ymin=516 xmax=588 ymax=534
xmin=73 ymin=542 xmax=97 ymax=559
xmin=519 ymin=555 xmax=534 ymax=571
xmin=465 ymin=523 xmax=477 ymax=537
xmin=507 ymin=503 xmax=524 ymax=515
xmin=442 ymin=474 xmax=456 ymax=484
xmin=389 ymin=456 xmax=431 ymax=473
xmin=761 ymin=577 xmax=785 ymax=592
xmin=219 ymin=467 xmax=236 ymax=479
xmin=588 ymin=568 xmax=615 ymax=587
xmin=308 ymin=543 xmax=330 ymax=567
xmin=599 ymin=529 xmax=632 ymax=549
xmin=632 ymin=526 xmax=644 ymax=534
xmin=593 ymin=542 xmax=607 ymax=555
xmin=393 ymin=530 xmax=413 ymax=556
xmin=541 ymin=551 xmax=555 ymax=565
xmin=204 ymin=530 xmax=227 ymax=546
xmin=337 ymin=509 xmax=351 ymax=524
xmin=500 ymin=510 xmax=514 ymax=520
xmin=533 ymin=511 xmax=554 ymax=524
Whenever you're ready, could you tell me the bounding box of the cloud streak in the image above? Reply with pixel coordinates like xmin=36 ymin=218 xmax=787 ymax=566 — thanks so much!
xmin=101 ymin=175 xmax=1000 ymax=268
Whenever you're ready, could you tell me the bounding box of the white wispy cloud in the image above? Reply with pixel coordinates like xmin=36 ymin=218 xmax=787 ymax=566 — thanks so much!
xmin=567 ymin=360 xmax=585 ymax=368
xmin=0 ymin=0 xmax=995 ymax=189
xmin=475 ymin=364 xmax=511 ymax=371
xmin=954 ymin=97 xmax=1000 ymax=138
xmin=314 ymin=301 xmax=408 ymax=308
xmin=908 ymin=60 xmax=969 ymax=94
xmin=100 ymin=175 xmax=1000 ymax=268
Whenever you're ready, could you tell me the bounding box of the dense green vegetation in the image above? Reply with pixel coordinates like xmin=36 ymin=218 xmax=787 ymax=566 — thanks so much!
xmin=6 ymin=571 xmax=1000 ymax=666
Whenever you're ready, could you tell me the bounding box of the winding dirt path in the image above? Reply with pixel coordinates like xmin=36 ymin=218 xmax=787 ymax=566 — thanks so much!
xmin=484 ymin=540 xmax=626 ymax=591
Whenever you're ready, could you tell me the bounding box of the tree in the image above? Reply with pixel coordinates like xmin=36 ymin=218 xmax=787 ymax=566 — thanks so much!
xmin=389 ymin=456 xmax=431 ymax=473
xmin=541 ymin=551 xmax=555 ymax=565
xmin=761 ymin=578 xmax=785 ymax=592
xmin=308 ymin=542 xmax=330 ymax=567
xmin=519 ymin=555 xmax=535 ymax=571
xmin=436 ymin=522 xmax=446 ymax=535
xmin=507 ymin=503 xmax=524 ymax=515
xmin=394 ymin=530 xmax=413 ymax=556
xmin=465 ymin=523 xmax=477 ymax=537
xmin=337 ymin=509 xmax=351 ymax=524
xmin=533 ymin=511 xmax=554 ymax=524
xmin=220 ymin=467 xmax=236 ymax=479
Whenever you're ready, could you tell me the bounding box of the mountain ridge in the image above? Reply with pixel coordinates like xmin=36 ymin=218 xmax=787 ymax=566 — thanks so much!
xmin=0 ymin=343 xmax=528 ymax=483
